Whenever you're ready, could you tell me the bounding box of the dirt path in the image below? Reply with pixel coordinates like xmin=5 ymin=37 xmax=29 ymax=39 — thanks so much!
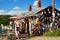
xmin=28 ymin=36 xmax=60 ymax=40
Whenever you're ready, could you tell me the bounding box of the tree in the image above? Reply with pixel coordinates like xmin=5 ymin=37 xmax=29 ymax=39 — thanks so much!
xmin=0 ymin=15 xmax=13 ymax=25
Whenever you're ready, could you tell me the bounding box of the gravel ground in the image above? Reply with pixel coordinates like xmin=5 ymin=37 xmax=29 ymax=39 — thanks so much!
xmin=0 ymin=36 xmax=9 ymax=40
xmin=0 ymin=36 xmax=60 ymax=40
xmin=0 ymin=36 xmax=28 ymax=40
xmin=28 ymin=36 xmax=60 ymax=40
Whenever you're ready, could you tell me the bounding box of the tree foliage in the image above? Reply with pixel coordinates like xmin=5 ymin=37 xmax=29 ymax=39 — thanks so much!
xmin=0 ymin=15 xmax=13 ymax=25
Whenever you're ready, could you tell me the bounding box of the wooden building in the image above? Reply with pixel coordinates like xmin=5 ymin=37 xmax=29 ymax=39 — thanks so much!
xmin=24 ymin=6 xmax=60 ymax=27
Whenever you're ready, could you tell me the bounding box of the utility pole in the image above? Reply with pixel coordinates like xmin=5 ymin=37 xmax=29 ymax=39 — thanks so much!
xmin=52 ymin=0 xmax=55 ymax=31
xmin=52 ymin=0 xmax=55 ymax=20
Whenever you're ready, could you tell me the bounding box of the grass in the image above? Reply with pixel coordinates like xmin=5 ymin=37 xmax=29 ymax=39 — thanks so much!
xmin=44 ymin=28 xmax=60 ymax=36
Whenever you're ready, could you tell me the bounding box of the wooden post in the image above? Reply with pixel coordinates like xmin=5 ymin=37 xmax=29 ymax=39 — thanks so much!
xmin=52 ymin=0 xmax=55 ymax=22
xmin=52 ymin=0 xmax=55 ymax=31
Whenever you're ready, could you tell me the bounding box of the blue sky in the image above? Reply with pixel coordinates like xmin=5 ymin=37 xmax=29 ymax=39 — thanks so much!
xmin=0 ymin=0 xmax=60 ymax=11
xmin=0 ymin=0 xmax=60 ymax=15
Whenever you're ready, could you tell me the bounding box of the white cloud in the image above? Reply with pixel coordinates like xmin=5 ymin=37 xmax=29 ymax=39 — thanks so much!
xmin=33 ymin=0 xmax=38 ymax=7
xmin=13 ymin=6 xmax=20 ymax=10
xmin=8 ymin=10 xmax=27 ymax=15
xmin=0 ymin=10 xmax=5 ymax=13
xmin=0 ymin=10 xmax=7 ymax=15
xmin=0 ymin=6 xmax=27 ymax=16
xmin=32 ymin=0 xmax=39 ymax=10
xmin=8 ymin=6 xmax=27 ymax=16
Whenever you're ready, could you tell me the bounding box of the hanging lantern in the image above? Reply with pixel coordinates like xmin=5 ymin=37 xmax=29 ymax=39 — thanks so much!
xmin=48 ymin=9 xmax=49 ymax=11
xmin=55 ymin=11 xmax=56 ymax=13
xmin=44 ymin=11 xmax=46 ymax=14
xmin=48 ymin=11 xmax=51 ymax=14
xmin=42 ymin=11 xmax=43 ymax=15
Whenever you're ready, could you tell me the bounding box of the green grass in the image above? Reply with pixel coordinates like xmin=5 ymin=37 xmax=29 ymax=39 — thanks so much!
xmin=44 ymin=29 xmax=60 ymax=36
